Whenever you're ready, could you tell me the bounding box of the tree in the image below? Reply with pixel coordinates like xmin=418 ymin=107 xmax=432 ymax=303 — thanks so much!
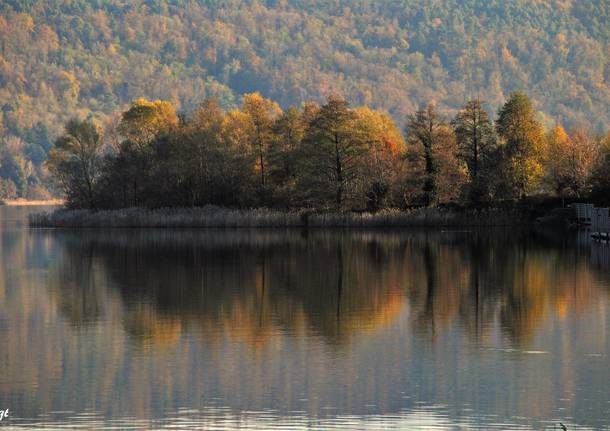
xmin=97 ymin=141 xmax=137 ymax=208
xmin=496 ymin=92 xmax=545 ymax=198
xmin=451 ymin=99 xmax=496 ymax=202
xmin=299 ymin=96 xmax=366 ymax=210
xmin=0 ymin=136 xmax=32 ymax=197
xmin=47 ymin=119 xmax=103 ymax=208
xmin=405 ymin=103 xmax=444 ymax=206
xmin=268 ymin=106 xmax=305 ymax=205
xmin=0 ymin=153 xmax=28 ymax=197
xmin=543 ymin=126 xmax=598 ymax=198
xmin=0 ymin=178 xmax=17 ymax=199
xmin=112 ymin=99 xmax=178 ymax=206
xmin=590 ymin=133 xmax=610 ymax=205
xmin=218 ymin=109 xmax=259 ymax=206
xmin=117 ymin=98 xmax=178 ymax=149
xmin=241 ymin=93 xmax=282 ymax=188
xmin=433 ymin=126 xmax=468 ymax=205
xmin=185 ymin=97 xmax=226 ymax=205
xmin=352 ymin=107 xmax=406 ymax=210
xmin=544 ymin=125 xmax=571 ymax=196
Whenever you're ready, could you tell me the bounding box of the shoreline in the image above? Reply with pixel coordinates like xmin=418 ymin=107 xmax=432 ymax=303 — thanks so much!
xmin=28 ymin=206 xmax=533 ymax=228
xmin=1 ymin=199 xmax=64 ymax=206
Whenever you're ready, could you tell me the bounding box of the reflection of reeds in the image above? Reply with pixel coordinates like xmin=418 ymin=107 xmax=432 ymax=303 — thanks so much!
xmin=29 ymin=206 xmax=527 ymax=228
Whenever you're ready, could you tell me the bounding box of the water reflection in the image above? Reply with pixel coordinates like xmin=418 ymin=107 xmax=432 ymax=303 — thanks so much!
xmin=0 ymin=207 xmax=608 ymax=429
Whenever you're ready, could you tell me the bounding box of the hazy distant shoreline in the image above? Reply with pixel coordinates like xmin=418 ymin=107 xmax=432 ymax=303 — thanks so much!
xmin=28 ymin=206 xmax=530 ymax=228
xmin=1 ymin=199 xmax=64 ymax=206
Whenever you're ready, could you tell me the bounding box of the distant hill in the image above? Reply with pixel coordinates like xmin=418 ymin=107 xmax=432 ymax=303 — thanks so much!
xmin=0 ymin=0 xmax=608 ymax=197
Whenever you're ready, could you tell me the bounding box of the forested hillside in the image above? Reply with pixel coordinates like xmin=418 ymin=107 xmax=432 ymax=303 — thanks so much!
xmin=0 ymin=0 xmax=609 ymax=198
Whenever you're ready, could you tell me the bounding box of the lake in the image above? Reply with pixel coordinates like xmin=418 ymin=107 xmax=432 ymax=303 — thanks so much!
xmin=0 ymin=206 xmax=608 ymax=429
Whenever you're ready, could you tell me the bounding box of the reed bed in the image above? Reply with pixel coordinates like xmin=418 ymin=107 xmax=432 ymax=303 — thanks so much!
xmin=29 ymin=206 xmax=529 ymax=228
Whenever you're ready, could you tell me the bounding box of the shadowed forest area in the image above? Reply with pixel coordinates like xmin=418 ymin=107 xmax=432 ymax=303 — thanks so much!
xmin=45 ymin=92 xmax=610 ymax=214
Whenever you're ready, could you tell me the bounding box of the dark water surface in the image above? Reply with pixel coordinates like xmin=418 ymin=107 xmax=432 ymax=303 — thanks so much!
xmin=0 ymin=206 xmax=608 ymax=430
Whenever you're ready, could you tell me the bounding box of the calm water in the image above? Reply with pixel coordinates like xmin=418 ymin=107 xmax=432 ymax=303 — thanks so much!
xmin=0 ymin=206 xmax=608 ymax=430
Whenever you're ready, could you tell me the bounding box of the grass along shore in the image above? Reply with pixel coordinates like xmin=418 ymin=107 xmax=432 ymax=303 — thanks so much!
xmin=28 ymin=206 xmax=531 ymax=228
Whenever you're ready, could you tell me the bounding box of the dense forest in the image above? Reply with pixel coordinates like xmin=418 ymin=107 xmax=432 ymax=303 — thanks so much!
xmin=47 ymin=92 xmax=610 ymax=211
xmin=0 ymin=0 xmax=609 ymax=199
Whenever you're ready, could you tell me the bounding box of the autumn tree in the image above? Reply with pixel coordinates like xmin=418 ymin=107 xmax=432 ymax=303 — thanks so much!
xmin=451 ymin=99 xmax=496 ymax=202
xmin=0 ymin=178 xmax=17 ymax=199
xmin=496 ymin=92 xmax=545 ymax=198
xmin=352 ymin=107 xmax=406 ymax=210
xmin=268 ymin=106 xmax=305 ymax=206
xmin=0 ymin=154 xmax=29 ymax=197
xmin=544 ymin=125 xmax=570 ymax=196
xmin=299 ymin=96 xmax=366 ymax=210
xmin=433 ymin=127 xmax=468 ymax=205
xmin=544 ymin=126 xmax=598 ymax=198
xmin=218 ymin=108 xmax=259 ymax=206
xmin=113 ymin=98 xmax=178 ymax=205
xmin=241 ymin=93 xmax=282 ymax=189
xmin=184 ymin=97 xmax=226 ymax=205
xmin=0 ymin=136 xmax=33 ymax=197
xmin=97 ymin=141 xmax=139 ymax=208
xmin=405 ymin=103 xmax=445 ymax=206
xmin=47 ymin=119 xmax=103 ymax=208
xmin=117 ymin=98 xmax=178 ymax=149
xmin=590 ymin=133 xmax=610 ymax=205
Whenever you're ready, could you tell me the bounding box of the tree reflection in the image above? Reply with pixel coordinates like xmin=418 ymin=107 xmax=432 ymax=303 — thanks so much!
xmin=42 ymin=227 xmax=610 ymax=349
xmin=45 ymin=230 xmax=408 ymax=347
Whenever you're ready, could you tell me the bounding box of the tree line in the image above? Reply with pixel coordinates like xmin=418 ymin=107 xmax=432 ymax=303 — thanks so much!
xmin=48 ymin=92 xmax=610 ymax=211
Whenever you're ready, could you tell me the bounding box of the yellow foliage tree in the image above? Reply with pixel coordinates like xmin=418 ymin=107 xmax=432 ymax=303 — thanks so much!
xmin=496 ymin=92 xmax=545 ymax=198
xmin=544 ymin=126 xmax=598 ymax=197
xmin=353 ymin=107 xmax=406 ymax=209
xmin=118 ymin=98 xmax=178 ymax=148
xmin=241 ymin=93 xmax=282 ymax=187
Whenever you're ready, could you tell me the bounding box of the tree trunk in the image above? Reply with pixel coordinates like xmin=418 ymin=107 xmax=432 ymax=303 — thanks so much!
xmin=335 ymin=135 xmax=343 ymax=209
